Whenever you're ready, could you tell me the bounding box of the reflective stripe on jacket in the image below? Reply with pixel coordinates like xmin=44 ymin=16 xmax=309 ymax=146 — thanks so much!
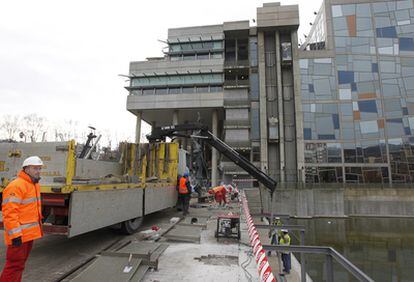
xmin=2 ymin=170 xmax=43 ymax=246
xmin=178 ymin=177 xmax=189 ymax=194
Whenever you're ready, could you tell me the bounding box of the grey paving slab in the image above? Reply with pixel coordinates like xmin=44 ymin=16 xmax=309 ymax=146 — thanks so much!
xmin=164 ymin=225 xmax=203 ymax=243
xmin=71 ymin=256 xmax=142 ymax=282
xmin=130 ymin=265 xmax=150 ymax=282
xmin=118 ymin=241 xmax=160 ymax=255
xmin=178 ymin=216 xmax=208 ymax=229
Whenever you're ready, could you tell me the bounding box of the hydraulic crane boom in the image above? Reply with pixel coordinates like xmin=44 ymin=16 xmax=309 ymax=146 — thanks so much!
xmin=147 ymin=123 xmax=277 ymax=196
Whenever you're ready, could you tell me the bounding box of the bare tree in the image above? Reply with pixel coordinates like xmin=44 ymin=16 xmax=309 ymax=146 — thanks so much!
xmin=22 ymin=114 xmax=47 ymax=142
xmin=0 ymin=115 xmax=20 ymax=140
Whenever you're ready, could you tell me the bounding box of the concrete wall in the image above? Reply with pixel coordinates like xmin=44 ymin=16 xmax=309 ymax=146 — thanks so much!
xmin=129 ymin=58 xmax=223 ymax=75
xmin=264 ymin=187 xmax=414 ymax=218
xmin=226 ymin=108 xmax=249 ymax=120
xmin=257 ymin=4 xmax=299 ymax=28
xmin=225 ymin=129 xmax=249 ymax=142
xmin=269 ymin=188 xmax=345 ymax=217
xmin=127 ymin=92 xmax=224 ymax=110
xmin=345 ymin=188 xmax=414 ymax=217
xmin=223 ymin=88 xmax=248 ymax=101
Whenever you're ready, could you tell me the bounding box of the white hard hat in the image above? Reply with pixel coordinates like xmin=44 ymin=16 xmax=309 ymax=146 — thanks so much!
xmin=22 ymin=156 xmax=43 ymax=167
xmin=281 ymin=229 xmax=288 ymax=233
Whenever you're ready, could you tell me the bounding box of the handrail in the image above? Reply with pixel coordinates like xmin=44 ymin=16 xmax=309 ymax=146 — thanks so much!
xmin=262 ymin=244 xmax=374 ymax=282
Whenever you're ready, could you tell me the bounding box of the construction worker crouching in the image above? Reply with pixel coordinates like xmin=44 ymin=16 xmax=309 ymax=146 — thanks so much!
xmin=208 ymin=184 xmax=227 ymax=206
xmin=279 ymin=229 xmax=291 ymax=274
xmin=178 ymin=172 xmax=191 ymax=216
xmin=0 ymin=156 xmax=44 ymax=282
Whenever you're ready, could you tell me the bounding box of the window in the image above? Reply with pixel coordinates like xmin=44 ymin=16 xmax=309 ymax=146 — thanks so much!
xmin=155 ymin=88 xmax=167 ymax=95
xmin=225 ymin=39 xmax=236 ymax=61
xmin=338 ymin=71 xmax=354 ymax=84
xmin=237 ymin=38 xmax=248 ymax=61
xmin=131 ymin=90 xmax=142 ymax=95
xmin=210 ymin=85 xmax=223 ymax=92
xmin=305 ymin=167 xmax=343 ymax=183
xmin=131 ymin=73 xmax=224 ymax=88
xmin=358 ymin=100 xmax=377 ymax=113
xmin=142 ymin=88 xmax=154 ymax=95
xmin=168 ymin=87 xmax=181 ymax=94
xmin=376 ymin=26 xmax=397 ymax=38
xmin=197 ymin=53 xmax=209 ymax=60
xmin=196 ymin=86 xmax=209 ymax=93
xmin=170 ymin=55 xmax=181 ymax=61
xmin=211 ymin=52 xmax=223 ymax=59
xmin=182 ymin=87 xmax=195 ymax=94
xmin=400 ymin=38 xmax=414 ymax=51
xmin=183 ymin=54 xmax=195 ymax=60
xmin=213 ymin=41 xmax=223 ymax=49
xmin=360 ymin=120 xmax=379 ymax=134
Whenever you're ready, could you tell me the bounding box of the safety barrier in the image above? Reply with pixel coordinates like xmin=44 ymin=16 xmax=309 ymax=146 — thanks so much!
xmin=241 ymin=193 xmax=277 ymax=282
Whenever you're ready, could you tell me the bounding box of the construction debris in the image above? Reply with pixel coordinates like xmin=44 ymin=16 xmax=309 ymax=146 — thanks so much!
xmin=169 ymin=217 xmax=180 ymax=224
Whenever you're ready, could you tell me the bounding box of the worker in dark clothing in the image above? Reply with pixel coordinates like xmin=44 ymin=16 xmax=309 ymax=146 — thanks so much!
xmin=267 ymin=217 xmax=282 ymax=256
xmin=178 ymin=172 xmax=191 ymax=216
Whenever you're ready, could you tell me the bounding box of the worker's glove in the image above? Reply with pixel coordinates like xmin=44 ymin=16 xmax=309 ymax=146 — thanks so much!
xmin=12 ymin=236 xmax=22 ymax=247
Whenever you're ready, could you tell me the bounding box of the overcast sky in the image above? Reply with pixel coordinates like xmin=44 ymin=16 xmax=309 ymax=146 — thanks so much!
xmin=0 ymin=0 xmax=322 ymax=144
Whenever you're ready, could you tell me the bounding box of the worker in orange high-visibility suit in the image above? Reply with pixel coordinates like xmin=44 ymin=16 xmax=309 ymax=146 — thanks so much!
xmin=178 ymin=172 xmax=192 ymax=216
xmin=208 ymin=185 xmax=227 ymax=206
xmin=0 ymin=156 xmax=44 ymax=282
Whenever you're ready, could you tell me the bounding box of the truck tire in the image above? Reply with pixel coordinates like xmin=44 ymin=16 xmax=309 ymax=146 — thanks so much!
xmin=120 ymin=217 xmax=143 ymax=234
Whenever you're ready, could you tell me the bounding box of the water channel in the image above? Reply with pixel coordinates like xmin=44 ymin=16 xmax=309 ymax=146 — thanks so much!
xmin=289 ymin=217 xmax=414 ymax=281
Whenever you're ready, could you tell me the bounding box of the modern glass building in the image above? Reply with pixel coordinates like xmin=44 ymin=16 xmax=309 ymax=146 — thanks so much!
xmin=301 ymin=0 xmax=414 ymax=184
xmin=126 ymin=0 xmax=414 ymax=185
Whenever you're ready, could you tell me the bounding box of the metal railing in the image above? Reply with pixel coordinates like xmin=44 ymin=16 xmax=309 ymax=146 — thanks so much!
xmin=255 ymin=224 xmax=373 ymax=282
xmin=257 ymin=224 xmax=307 ymax=281
xmin=261 ymin=245 xmax=374 ymax=282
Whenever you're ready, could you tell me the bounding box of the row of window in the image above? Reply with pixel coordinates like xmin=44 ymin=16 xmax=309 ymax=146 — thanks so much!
xmin=169 ymin=52 xmax=223 ymax=61
xmin=169 ymin=41 xmax=224 ymax=53
xmin=131 ymin=73 xmax=223 ymax=88
xmin=130 ymin=85 xmax=223 ymax=95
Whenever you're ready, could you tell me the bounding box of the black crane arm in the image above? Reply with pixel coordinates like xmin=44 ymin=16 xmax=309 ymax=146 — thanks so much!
xmin=147 ymin=123 xmax=277 ymax=195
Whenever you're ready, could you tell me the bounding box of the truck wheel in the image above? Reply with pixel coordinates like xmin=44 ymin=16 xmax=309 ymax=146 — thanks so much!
xmin=120 ymin=217 xmax=143 ymax=234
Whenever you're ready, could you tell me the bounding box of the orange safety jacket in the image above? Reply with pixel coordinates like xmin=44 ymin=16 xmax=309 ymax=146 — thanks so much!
xmin=212 ymin=185 xmax=225 ymax=194
xmin=178 ymin=177 xmax=189 ymax=194
xmin=2 ymin=170 xmax=43 ymax=246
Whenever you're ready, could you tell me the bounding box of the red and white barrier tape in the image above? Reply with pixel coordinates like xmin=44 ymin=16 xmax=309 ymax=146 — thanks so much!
xmin=241 ymin=193 xmax=276 ymax=282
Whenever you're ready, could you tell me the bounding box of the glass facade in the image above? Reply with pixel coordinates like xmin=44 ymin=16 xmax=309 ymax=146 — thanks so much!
xmin=168 ymin=40 xmax=224 ymax=61
xmin=301 ymin=0 xmax=414 ymax=183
